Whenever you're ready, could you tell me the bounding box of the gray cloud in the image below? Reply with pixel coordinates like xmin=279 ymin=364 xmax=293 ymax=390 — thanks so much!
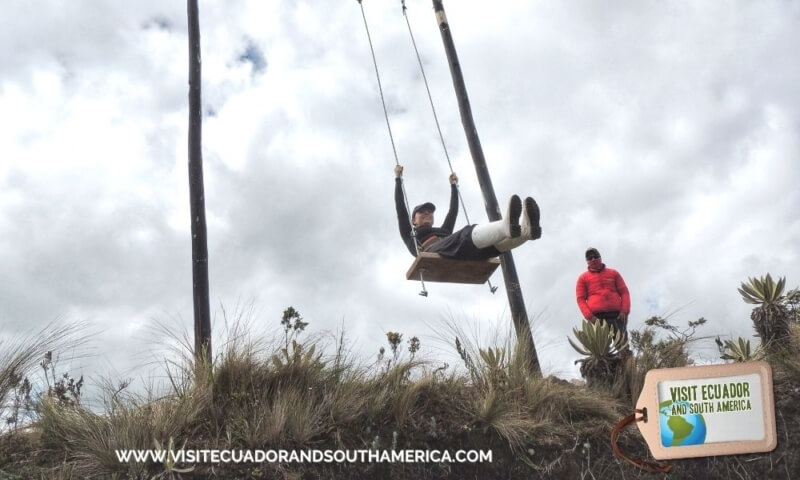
xmin=1 ymin=1 xmax=798 ymax=392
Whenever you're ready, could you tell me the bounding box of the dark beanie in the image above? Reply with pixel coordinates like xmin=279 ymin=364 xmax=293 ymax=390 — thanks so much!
xmin=585 ymin=247 xmax=600 ymax=259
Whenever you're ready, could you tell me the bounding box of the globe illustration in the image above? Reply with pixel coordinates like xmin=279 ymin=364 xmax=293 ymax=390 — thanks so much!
xmin=658 ymin=401 xmax=707 ymax=447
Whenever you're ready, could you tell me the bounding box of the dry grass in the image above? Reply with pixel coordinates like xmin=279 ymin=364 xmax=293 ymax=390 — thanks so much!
xmin=36 ymin=385 xmax=210 ymax=479
xmin=0 ymin=322 xmax=89 ymax=419
xmin=1 ymin=313 xmax=799 ymax=479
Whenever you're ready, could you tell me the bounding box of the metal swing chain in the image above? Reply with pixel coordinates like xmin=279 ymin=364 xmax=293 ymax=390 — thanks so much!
xmin=401 ymin=0 xmax=499 ymax=294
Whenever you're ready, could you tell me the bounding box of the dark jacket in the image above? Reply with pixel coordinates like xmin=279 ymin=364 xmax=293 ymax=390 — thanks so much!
xmin=395 ymin=178 xmax=458 ymax=257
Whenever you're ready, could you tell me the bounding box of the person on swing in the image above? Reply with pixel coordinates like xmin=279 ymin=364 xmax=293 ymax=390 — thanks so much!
xmin=394 ymin=165 xmax=541 ymax=260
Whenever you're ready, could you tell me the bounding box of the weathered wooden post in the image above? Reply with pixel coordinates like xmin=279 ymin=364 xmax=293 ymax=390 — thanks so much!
xmin=187 ymin=0 xmax=212 ymax=363
xmin=432 ymin=0 xmax=540 ymax=375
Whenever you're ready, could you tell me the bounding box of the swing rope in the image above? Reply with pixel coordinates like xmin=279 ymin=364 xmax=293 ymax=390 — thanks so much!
xmin=401 ymin=1 xmax=499 ymax=294
xmin=358 ymin=1 xmax=499 ymax=294
xmin=401 ymin=0 xmax=471 ymax=224
xmin=357 ymin=0 xmax=421 ymax=257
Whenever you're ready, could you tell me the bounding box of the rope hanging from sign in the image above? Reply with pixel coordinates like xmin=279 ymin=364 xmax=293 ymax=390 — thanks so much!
xmin=610 ymin=409 xmax=673 ymax=473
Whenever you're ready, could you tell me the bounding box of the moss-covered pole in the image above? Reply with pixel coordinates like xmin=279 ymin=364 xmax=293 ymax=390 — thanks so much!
xmin=432 ymin=0 xmax=540 ymax=375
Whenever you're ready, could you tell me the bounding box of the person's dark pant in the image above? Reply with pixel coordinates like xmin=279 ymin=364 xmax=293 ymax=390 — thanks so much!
xmin=427 ymin=224 xmax=501 ymax=260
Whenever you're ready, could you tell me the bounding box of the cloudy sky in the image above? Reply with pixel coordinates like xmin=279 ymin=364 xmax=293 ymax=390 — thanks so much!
xmin=1 ymin=0 xmax=798 ymax=391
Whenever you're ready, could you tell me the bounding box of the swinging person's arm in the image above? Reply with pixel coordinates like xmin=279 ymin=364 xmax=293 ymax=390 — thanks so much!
xmin=441 ymin=172 xmax=458 ymax=232
xmin=394 ymin=165 xmax=416 ymax=256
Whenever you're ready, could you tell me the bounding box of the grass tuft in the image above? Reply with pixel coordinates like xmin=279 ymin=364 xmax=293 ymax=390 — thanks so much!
xmin=3 ymin=308 xmax=800 ymax=478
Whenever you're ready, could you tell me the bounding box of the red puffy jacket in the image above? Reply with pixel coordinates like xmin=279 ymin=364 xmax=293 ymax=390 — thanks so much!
xmin=576 ymin=266 xmax=630 ymax=320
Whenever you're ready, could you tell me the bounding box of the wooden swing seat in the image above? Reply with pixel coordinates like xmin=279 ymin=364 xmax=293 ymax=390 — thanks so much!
xmin=406 ymin=252 xmax=500 ymax=284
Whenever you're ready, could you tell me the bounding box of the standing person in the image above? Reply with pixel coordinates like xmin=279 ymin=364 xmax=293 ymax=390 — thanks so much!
xmin=576 ymin=247 xmax=631 ymax=337
xmin=394 ymin=165 xmax=541 ymax=260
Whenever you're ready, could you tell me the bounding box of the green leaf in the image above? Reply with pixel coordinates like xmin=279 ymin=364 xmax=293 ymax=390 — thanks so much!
xmin=568 ymin=337 xmax=590 ymax=356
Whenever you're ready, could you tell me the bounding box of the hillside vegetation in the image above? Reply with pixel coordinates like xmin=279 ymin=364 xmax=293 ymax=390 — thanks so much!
xmin=1 ymin=275 xmax=798 ymax=479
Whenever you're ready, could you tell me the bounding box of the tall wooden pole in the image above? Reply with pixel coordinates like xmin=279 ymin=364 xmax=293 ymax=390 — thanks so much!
xmin=432 ymin=0 xmax=540 ymax=375
xmin=187 ymin=0 xmax=212 ymax=363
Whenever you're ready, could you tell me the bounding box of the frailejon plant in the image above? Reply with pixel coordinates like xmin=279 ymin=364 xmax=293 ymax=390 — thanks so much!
xmin=738 ymin=274 xmax=793 ymax=350
xmin=152 ymin=436 xmax=194 ymax=477
xmin=271 ymin=340 xmax=323 ymax=372
xmin=717 ymin=337 xmax=765 ymax=363
xmin=569 ymin=320 xmax=628 ymax=389
xmin=478 ymin=347 xmax=508 ymax=390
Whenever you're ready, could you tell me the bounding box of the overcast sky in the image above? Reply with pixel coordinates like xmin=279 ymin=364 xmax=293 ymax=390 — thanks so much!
xmin=1 ymin=1 xmax=798 ymax=393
